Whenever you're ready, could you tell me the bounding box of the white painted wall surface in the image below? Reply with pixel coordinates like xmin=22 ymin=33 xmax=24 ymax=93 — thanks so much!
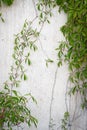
xmin=0 ymin=1 xmax=86 ymax=130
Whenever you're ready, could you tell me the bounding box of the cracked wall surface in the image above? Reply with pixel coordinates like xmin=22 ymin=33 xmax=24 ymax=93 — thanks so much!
xmin=0 ymin=0 xmax=86 ymax=130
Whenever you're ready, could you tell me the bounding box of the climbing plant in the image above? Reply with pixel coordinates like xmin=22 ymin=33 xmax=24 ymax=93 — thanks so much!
xmin=0 ymin=0 xmax=87 ymax=130
xmin=0 ymin=19 xmax=39 ymax=130
xmin=36 ymin=0 xmax=87 ymax=129
xmin=56 ymin=1 xmax=87 ymax=129
xmin=0 ymin=1 xmax=39 ymax=128
xmin=56 ymin=0 xmax=87 ymax=105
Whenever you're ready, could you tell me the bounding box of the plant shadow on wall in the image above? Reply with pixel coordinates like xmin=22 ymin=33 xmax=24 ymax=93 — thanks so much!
xmin=0 ymin=0 xmax=87 ymax=130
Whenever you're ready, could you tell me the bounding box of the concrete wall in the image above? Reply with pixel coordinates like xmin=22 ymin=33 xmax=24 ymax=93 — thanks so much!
xmin=0 ymin=0 xmax=86 ymax=130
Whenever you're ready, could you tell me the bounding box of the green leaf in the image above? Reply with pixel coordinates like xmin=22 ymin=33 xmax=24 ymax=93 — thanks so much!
xmin=45 ymin=58 xmax=53 ymax=67
xmin=1 ymin=17 xmax=5 ymax=22
xmin=9 ymin=75 xmax=13 ymax=81
xmin=56 ymin=0 xmax=62 ymax=5
xmin=40 ymin=13 xmax=43 ymax=18
xmin=28 ymin=59 xmax=31 ymax=66
xmin=71 ymin=86 xmax=77 ymax=95
xmin=33 ymin=45 xmax=38 ymax=51
xmin=57 ymin=61 xmax=62 ymax=67
xmin=37 ymin=4 xmax=40 ymax=11
xmin=47 ymin=20 xmax=50 ymax=24
xmin=12 ymin=90 xmax=18 ymax=96
xmin=2 ymin=0 xmax=14 ymax=6
xmin=28 ymin=119 xmax=31 ymax=127
xmin=24 ymin=74 xmax=27 ymax=80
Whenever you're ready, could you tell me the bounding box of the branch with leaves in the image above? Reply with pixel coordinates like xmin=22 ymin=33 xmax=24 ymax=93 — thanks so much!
xmin=0 ymin=20 xmax=39 ymax=130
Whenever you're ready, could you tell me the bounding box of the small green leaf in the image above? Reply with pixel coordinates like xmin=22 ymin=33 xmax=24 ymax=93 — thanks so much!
xmin=57 ymin=61 xmax=62 ymax=67
xmin=37 ymin=4 xmax=40 ymax=11
xmin=0 ymin=13 xmax=2 ymax=16
xmin=33 ymin=45 xmax=38 ymax=51
xmin=1 ymin=17 xmax=5 ymax=22
xmin=45 ymin=58 xmax=53 ymax=67
xmin=12 ymin=90 xmax=18 ymax=96
xmin=47 ymin=20 xmax=50 ymax=24
xmin=28 ymin=59 xmax=31 ymax=66
xmin=28 ymin=120 xmax=31 ymax=127
xmin=9 ymin=75 xmax=13 ymax=81
xmin=24 ymin=74 xmax=27 ymax=80
xmin=40 ymin=13 xmax=43 ymax=18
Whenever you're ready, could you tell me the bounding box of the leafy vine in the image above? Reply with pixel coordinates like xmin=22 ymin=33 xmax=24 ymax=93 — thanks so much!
xmin=37 ymin=0 xmax=87 ymax=130
xmin=0 ymin=0 xmax=87 ymax=130
xmin=56 ymin=0 xmax=87 ymax=128
xmin=0 ymin=0 xmax=54 ymax=129
xmin=0 ymin=20 xmax=39 ymax=130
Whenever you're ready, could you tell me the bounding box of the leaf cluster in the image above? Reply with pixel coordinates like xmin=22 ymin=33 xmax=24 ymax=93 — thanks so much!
xmin=0 ymin=0 xmax=14 ymax=6
xmin=56 ymin=0 xmax=87 ymax=105
xmin=39 ymin=0 xmax=87 ymax=129
xmin=0 ymin=20 xmax=39 ymax=129
xmin=61 ymin=112 xmax=70 ymax=130
xmin=55 ymin=0 xmax=87 ymax=127
xmin=37 ymin=0 xmax=56 ymax=24
xmin=0 ymin=91 xmax=37 ymax=130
